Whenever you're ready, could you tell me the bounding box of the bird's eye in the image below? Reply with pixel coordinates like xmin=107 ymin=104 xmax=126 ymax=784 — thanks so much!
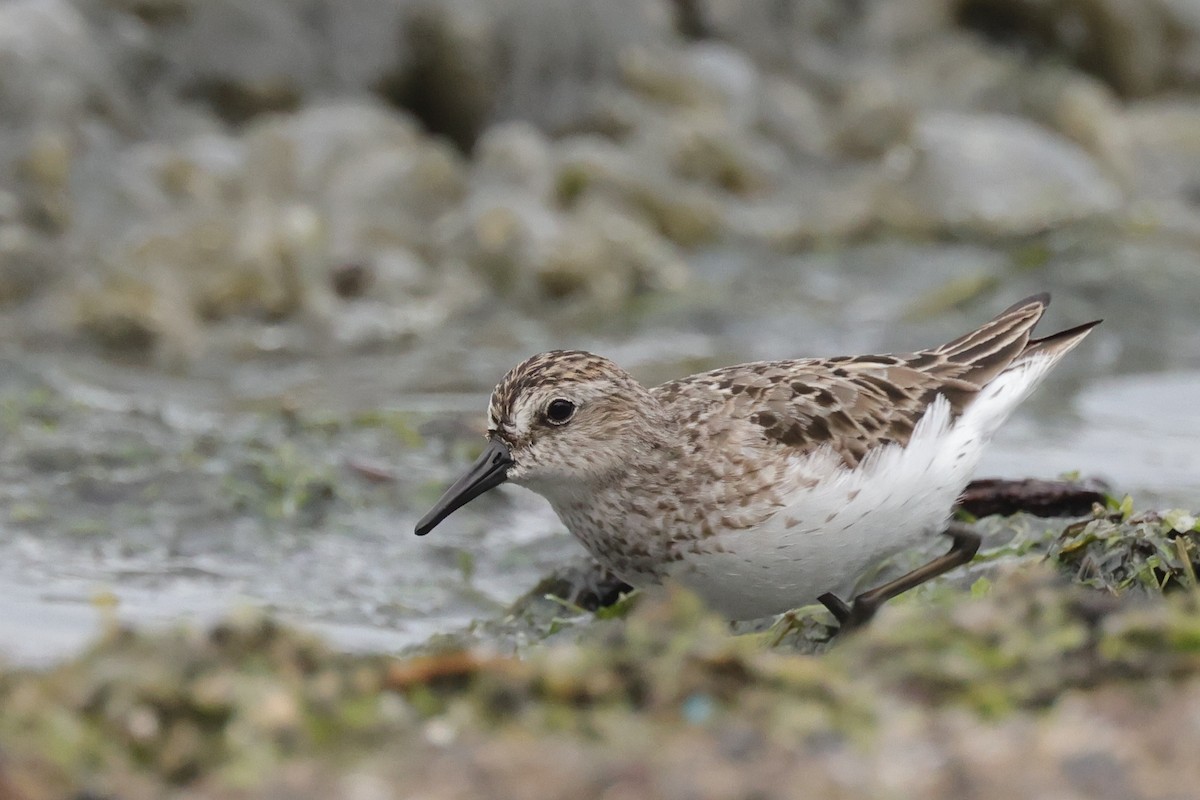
xmin=545 ymin=398 xmax=576 ymax=425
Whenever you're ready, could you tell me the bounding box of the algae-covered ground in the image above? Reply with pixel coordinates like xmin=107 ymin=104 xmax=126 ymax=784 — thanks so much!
xmin=2 ymin=503 xmax=1199 ymax=799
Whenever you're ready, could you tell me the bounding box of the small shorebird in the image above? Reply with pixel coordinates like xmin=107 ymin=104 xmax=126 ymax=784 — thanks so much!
xmin=415 ymin=295 xmax=1099 ymax=630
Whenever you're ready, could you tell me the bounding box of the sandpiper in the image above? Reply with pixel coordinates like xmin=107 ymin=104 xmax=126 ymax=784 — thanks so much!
xmin=415 ymin=295 xmax=1099 ymax=629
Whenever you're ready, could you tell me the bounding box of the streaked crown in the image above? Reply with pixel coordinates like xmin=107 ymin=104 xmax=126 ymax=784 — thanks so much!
xmin=487 ymin=350 xmax=638 ymax=434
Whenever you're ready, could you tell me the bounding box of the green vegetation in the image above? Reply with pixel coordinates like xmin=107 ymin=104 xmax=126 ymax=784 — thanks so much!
xmin=3 ymin=502 xmax=1200 ymax=796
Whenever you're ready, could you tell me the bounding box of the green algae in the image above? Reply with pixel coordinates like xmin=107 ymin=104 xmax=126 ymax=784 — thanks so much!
xmin=224 ymin=440 xmax=339 ymax=524
xmin=0 ymin=613 xmax=405 ymax=789
xmin=1050 ymin=504 xmax=1200 ymax=593
xmin=4 ymin=500 xmax=1200 ymax=796
xmin=2 ymin=542 xmax=1199 ymax=796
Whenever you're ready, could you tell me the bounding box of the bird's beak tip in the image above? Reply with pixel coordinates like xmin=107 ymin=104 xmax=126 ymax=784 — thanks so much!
xmin=412 ymin=439 xmax=513 ymax=536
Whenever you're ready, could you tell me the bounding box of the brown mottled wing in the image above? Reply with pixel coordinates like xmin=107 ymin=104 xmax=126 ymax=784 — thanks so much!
xmin=653 ymin=295 xmax=1052 ymax=468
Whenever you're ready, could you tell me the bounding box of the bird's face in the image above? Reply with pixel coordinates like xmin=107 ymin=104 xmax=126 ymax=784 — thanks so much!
xmin=414 ymin=351 xmax=663 ymax=535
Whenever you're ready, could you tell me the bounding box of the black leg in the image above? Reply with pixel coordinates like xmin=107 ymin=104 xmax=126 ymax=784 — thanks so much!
xmin=818 ymin=523 xmax=981 ymax=633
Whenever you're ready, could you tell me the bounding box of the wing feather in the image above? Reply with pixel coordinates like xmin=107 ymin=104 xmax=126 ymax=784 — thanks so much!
xmin=653 ymin=294 xmax=1069 ymax=468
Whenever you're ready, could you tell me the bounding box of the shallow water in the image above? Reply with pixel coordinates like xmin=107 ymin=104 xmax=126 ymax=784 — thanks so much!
xmin=1 ymin=232 xmax=1197 ymax=665
xmin=979 ymin=370 xmax=1200 ymax=508
xmin=0 ymin=304 xmax=1196 ymax=665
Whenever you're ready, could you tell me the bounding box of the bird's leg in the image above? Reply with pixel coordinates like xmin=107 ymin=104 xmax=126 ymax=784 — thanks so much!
xmin=818 ymin=523 xmax=981 ymax=633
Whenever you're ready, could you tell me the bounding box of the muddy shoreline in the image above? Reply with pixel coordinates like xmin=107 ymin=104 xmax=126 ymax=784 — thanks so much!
xmin=3 ymin=507 xmax=1200 ymax=798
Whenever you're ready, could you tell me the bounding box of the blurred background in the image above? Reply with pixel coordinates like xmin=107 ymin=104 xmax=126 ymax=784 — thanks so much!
xmin=0 ymin=0 xmax=1197 ymax=662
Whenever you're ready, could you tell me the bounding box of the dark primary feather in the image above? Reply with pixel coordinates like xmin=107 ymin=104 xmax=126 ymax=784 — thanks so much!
xmin=653 ymin=294 xmax=1093 ymax=468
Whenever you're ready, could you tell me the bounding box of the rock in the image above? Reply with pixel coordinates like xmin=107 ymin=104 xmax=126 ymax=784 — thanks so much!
xmin=699 ymin=0 xmax=955 ymax=83
xmin=119 ymin=0 xmax=321 ymax=123
xmin=444 ymin=125 xmax=561 ymax=293
xmin=443 ymin=159 xmax=691 ymax=310
xmin=234 ymin=103 xmax=470 ymax=346
xmin=662 ymin=117 xmax=780 ymax=196
xmin=684 ymin=42 xmax=762 ymax=126
xmin=828 ymin=33 xmax=1032 ymax=159
xmin=724 ymin=165 xmax=880 ymax=249
xmin=879 ymin=112 xmax=1124 ymax=236
xmin=536 ymin=198 xmax=689 ymax=309
xmin=378 ymin=0 xmax=674 ymax=149
xmin=321 ymin=0 xmax=414 ymax=91
xmin=481 ymin=0 xmax=674 ymax=132
xmin=309 ymin=107 xmax=466 ymax=256
xmin=757 ymin=75 xmax=832 ymax=159
xmin=697 ymin=0 xmax=850 ymax=76
xmin=0 ymin=221 xmax=57 ymax=305
xmin=1019 ymin=71 xmax=1137 ymax=188
xmin=956 ymin=0 xmax=1200 ymax=97
xmin=377 ymin=1 xmax=496 ymax=152
xmin=833 ymin=76 xmax=917 ymax=159
xmin=329 ymin=248 xmax=477 ymax=350
xmin=0 ymin=0 xmax=136 ymax=238
xmin=57 ymin=100 xmax=479 ymax=362
xmin=2 ymin=0 xmax=1192 ymax=370
xmin=619 ymin=41 xmax=762 ymax=127
xmin=0 ymin=0 xmax=132 ymax=132
xmin=1123 ymin=100 xmax=1200 ymax=202
xmin=471 ymin=122 xmax=555 ymax=202
xmin=553 ymin=135 xmax=725 ymax=248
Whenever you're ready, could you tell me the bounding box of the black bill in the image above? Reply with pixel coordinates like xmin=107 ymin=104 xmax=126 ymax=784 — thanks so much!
xmin=414 ymin=439 xmax=513 ymax=536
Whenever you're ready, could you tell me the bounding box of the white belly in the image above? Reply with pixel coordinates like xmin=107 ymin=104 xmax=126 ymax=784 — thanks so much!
xmin=665 ymin=398 xmax=981 ymax=619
